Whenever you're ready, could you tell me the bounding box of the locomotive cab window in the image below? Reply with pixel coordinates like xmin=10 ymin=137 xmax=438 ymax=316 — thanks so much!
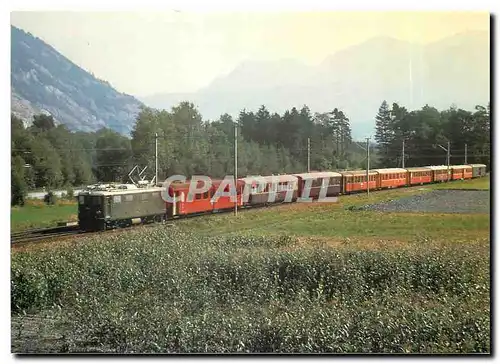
xmin=125 ymin=195 xmax=133 ymax=202
xmin=78 ymin=195 xmax=85 ymax=204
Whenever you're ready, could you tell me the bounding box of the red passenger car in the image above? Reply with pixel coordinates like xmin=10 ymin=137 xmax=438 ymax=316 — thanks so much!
xmin=239 ymin=175 xmax=298 ymax=205
xmin=425 ymin=166 xmax=450 ymax=182
xmin=450 ymin=165 xmax=472 ymax=180
xmin=340 ymin=170 xmax=378 ymax=193
xmin=294 ymin=172 xmax=342 ymax=199
xmin=212 ymin=180 xmax=244 ymax=211
xmin=451 ymin=165 xmax=473 ymax=180
xmin=373 ymin=168 xmax=408 ymax=189
xmin=406 ymin=167 xmax=432 ymax=185
xmin=166 ymin=179 xmax=244 ymax=217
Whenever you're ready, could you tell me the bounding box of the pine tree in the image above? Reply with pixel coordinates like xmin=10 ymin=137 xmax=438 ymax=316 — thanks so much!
xmin=374 ymin=101 xmax=392 ymax=165
xmin=11 ymin=155 xmax=27 ymax=206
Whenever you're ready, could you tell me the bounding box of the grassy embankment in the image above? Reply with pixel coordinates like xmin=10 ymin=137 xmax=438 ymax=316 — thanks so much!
xmin=10 ymin=199 xmax=78 ymax=232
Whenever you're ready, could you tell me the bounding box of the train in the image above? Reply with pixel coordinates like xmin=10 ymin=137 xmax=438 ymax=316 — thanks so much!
xmin=77 ymin=164 xmax=487 ymax=231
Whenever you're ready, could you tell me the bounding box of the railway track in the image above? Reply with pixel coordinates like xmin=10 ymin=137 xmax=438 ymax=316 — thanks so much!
xmin=11 ymin=225 xmax=81 ymax=245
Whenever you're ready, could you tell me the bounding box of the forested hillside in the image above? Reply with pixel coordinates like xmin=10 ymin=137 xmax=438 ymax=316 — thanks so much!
xmin=11 ymin=100 xmax=490 ymax=206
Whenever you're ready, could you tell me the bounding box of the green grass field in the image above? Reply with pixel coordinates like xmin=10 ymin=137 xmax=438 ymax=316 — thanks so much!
xmin=429 ymin=175 xmax=490 ymax=190
xmin=10 ymin=201 xmax=77 ymax=232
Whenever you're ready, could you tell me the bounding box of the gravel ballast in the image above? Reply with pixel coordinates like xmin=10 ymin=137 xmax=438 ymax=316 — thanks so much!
xmin=361 ymin=190 xmax=490 ymax=214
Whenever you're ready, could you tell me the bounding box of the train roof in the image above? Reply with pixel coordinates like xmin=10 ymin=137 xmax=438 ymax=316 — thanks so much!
xmin=468 ymin=164 xmax=487 ymax=167
xmin=372 ymin=168 xmax=408 ymax=173
xmin=340 ymin=170 xmax=377 ymax=176
xmin=405 ymin=167 xmax=432 ymax=172
xmin=79 ymin=185 xmax=164 ymax=196
xmin=424 ymin=165 xmax=449 ymax=170
xmin=239 ymin=175 xmax=298 ymax=184
xmin=293 ymin=171 xmax=342 ymax=179
xmin=451 ymin=165 xmax=472 ymax=169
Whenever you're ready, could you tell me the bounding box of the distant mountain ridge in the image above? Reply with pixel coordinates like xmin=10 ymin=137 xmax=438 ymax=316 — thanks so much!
xmin=11 ymin=25 xmax=143 ymax=134
xmin=142 ymin=31 xmax=490 ymax=139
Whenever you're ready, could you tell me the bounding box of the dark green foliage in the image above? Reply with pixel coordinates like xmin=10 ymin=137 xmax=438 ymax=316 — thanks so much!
xmin=374 ymin=101 xmax=490 ymax=168
xmin=10 ymin=113 xmax=94 ymax=199
xmin=32 ymin=114 xmax=55 ymax=132
xmin=94 ymin=129 xmax=133 ymax=182
xmin=11 ymin=155 xmax=26 ymax=206
xmin=43 ymin=191 xmax=57 ymax=205
xmin=11 ymin=228 xmax=489 ymax=353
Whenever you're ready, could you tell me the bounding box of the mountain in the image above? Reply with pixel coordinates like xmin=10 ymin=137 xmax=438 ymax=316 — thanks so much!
xmin=11 ymin=25 xmax=143 ymax=134
xmin=142 ymin=31 xmax=490 ymax=139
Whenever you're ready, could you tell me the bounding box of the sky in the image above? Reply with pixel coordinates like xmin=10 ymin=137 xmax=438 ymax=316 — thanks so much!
xmin=10 ymin=11 xmax=489 ymax=97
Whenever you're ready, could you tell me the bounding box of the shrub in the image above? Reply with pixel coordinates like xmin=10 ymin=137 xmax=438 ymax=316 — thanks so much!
xmin=66 ymin=188 xmax=74 ymax=199
xmin=44 ymin=191 xmax=58 ymax=205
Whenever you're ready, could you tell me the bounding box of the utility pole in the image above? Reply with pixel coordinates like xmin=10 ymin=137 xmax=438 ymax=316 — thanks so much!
xmin=447 ymin=141 xmax=450 ymax=180
xmin=366 ymin=137 xmax=370 ymax=195
xmin=234 ymin=123 xmax=238 ymax=216
xmin=402 ymin=139 xmax=405 ymax=168
xmin=307 ymin=137 xmax=311 ymax=172
xmin=465 ymin=143 xmax=468 ymax=164
xmin=155 ymin=132 xmax=158 ymax=186
xmin=437 ymin=142 xmax=451 ymax=180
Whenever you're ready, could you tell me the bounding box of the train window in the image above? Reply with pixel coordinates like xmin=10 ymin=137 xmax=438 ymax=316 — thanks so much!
xmin=113 ymin=195 xmax=121 ymax=203
xmin=141 ymin=194 xmax=148 ymax=201
xmin=125 ymin=195 xmax=133 ymax=202
xmin=92 ymin=196 xmax=101 ymax=205
xmin=78 ymin=195 xmax=85 ymax=204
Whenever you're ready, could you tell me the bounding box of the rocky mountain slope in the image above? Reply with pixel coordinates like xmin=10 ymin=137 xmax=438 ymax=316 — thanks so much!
xmin=11 ymin=25 xmax=143 ymax=134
